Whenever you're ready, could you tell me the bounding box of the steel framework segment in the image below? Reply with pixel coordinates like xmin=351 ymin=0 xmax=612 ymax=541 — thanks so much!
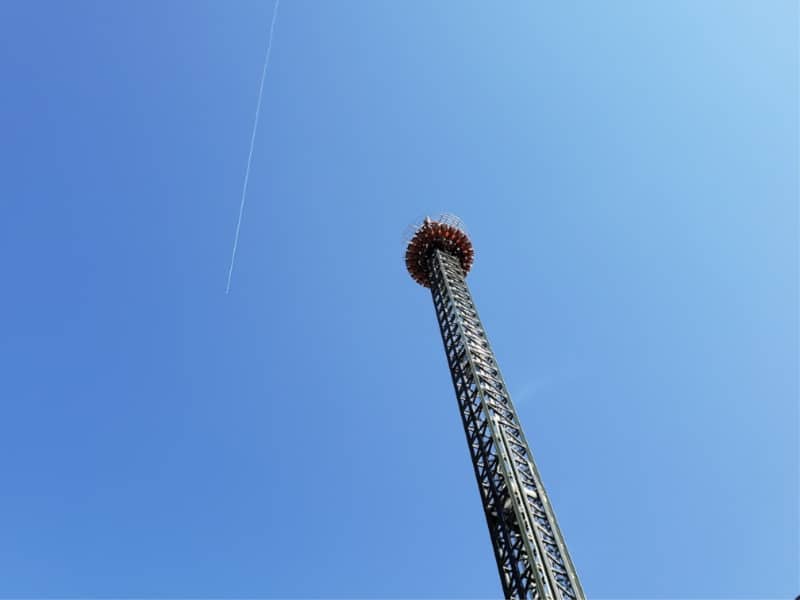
xmin=427 ymin=248 xmax=585 ymax=600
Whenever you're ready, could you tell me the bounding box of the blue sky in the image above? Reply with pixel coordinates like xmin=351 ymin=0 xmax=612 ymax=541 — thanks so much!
xmin=0 ymin=1 xmax=797 ymax=598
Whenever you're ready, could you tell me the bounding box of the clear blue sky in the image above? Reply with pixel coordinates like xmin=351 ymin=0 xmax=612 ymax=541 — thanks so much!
xmin=0 ymin=1 xmax=797 ymax=598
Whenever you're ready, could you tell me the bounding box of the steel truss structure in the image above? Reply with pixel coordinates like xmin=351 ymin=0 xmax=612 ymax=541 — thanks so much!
xmin=406 ymin=217 xmax=584 ymax=600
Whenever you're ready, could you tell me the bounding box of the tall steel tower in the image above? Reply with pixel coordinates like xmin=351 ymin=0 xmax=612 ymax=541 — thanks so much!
xmin=405 ymin=215 xmax=585 ymax=600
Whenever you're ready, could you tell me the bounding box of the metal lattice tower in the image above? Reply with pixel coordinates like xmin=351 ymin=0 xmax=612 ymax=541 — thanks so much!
xmin=405 ymin=215 xmax=585 ymax=600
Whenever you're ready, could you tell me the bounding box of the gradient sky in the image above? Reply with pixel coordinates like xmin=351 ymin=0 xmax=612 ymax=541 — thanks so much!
xmin=0 ymin=1 xmax=797 ymax=598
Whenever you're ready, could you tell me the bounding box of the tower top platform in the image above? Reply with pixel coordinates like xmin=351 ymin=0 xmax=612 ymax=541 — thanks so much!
xmin=405 ymin=214 xmax=474 ymax=288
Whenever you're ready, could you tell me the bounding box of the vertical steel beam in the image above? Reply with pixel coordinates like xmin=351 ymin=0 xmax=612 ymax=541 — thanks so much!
xmin=427 ymin=248 xmax=585 ymax=600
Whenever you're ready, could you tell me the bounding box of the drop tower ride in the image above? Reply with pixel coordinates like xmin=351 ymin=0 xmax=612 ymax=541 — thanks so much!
xmin=404 ymin=215 xmax=585 ymax=600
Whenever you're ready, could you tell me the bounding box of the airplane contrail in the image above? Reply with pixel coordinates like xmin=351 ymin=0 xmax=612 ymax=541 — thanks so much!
xmin=225 ymin=0 xmax=281 ymax=294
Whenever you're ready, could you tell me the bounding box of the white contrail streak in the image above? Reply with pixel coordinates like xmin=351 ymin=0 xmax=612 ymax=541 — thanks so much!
xmin=225 ymin=0 xmax=281 ymax=294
